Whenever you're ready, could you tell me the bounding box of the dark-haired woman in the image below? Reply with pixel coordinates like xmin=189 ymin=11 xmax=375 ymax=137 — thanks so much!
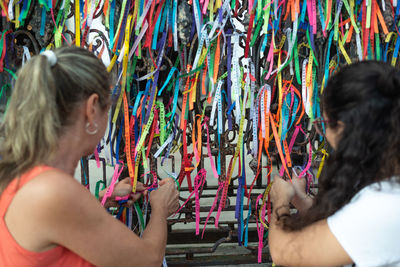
xmin=268 ymin=61 xmax=400 ymax=266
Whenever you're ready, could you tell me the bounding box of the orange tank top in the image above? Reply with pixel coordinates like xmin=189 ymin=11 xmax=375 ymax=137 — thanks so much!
xmin=0 ymin=166 xmax=95 ymax=267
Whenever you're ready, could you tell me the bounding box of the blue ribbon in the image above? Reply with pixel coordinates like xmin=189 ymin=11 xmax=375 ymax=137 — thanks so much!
xmin=318 ymin=0 xmax=326 ymax=31
xmin=166 ymin=78 xmax=180 ymax=127
xmin=289 ymin=94 xmax=298 ymax=129
xmin=158 ymin=67 xmax=178 ymax=96
xmin=40 ymin=7 xmax=46 ymax=36
xmin=300 ymin=0 xmax=307 ymax=23
xmin=115 ymin=0 xmax=131 ymax=51
xmin=324 ymin=31 xmax=334 ymax=87
xmin=244 ymin=199 xmax=251 ymax=247
xmin=115 ymin=117 xmax=124 ymax=162
xmin=19 ymin=0 xmax=29 ymax=23
xmin=227 ymin=101 xmax=236 ymax=115
xmin=109 ymin=0 xmax=116 ymax=49
xmin=152 ymin=3 xmax=165 ymax=50
xmin=393 ymin=36 xmax=400 ymax=60
xmin=226 ymin=30 xmax=233 ymax=131
xmin=132 ymin=91 xmax=145 ymax=116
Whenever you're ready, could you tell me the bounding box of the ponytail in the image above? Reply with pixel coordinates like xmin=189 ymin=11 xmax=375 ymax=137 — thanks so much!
xmin=0 ymin=54 xmax=60 ymax=189
xmin=0 ymin=46 xmax=110 ymax=191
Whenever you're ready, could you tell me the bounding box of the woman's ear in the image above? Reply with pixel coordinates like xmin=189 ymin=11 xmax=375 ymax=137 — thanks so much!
xmin=325 ymin=119 xmax=345 ymax=150
xmin=85 ymin=93 xmax=100 ymax=124
xmin=335 ymin=121 xmax=345 ymax=137
xmin=332 ymin=120 xmax=345 ymax=148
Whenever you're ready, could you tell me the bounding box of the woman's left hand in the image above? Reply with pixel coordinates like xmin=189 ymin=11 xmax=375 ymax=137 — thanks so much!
xmin=270 ymin=175 xmax=295 ymax=206
xmin=100 ymin=178 xmax=147 ymax=208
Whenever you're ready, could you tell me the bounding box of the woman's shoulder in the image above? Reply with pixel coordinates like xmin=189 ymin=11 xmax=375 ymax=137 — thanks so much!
xmin=7 ymin=167 xmax=90 ymax=218
xmin=25 ymin=167 xmax=80 ymax=187
xmin=353 ymin=178 xmax=400 ymax=201
xmin=329 ymin=178 xmax=400 ymax=228
xmin=7 ymin=166 xmax=96 ymax=232
xmin=5 ymin=167 xmax=91 ymax=253
xmin=327 ymin=179 xmax=400 ymax=266
xmin=15 ymin=168 xmax=85 ymax=202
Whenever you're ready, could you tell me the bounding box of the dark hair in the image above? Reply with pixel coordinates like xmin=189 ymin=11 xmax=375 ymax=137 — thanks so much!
xmin=0 ymin=46 xmax=110 ymax=191
xmin=282 ymin=61 xmax=400 ymax=230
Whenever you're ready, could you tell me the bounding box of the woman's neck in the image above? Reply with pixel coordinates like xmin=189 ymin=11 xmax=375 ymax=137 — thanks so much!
xmin=49 ymin=128 xmax=86 ymax=176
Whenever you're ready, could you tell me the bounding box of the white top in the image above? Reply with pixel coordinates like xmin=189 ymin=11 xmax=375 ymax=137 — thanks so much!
xmin=327 ymin=180 xmax=400 ymax=267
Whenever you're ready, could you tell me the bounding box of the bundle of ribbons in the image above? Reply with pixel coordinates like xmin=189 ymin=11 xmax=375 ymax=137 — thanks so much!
xmin=0 ymin=0 xmax=398 ymax=262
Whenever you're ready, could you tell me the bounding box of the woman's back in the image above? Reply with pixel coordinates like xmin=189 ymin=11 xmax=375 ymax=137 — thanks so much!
xmin=0 ymin=166 xmax=94 ymax=267
xmin=0 ymin=46 xmax=179 ymax=267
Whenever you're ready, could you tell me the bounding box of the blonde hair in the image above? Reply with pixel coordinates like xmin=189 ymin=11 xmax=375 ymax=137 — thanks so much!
xmin=0 ymin=46 xmax=110 ymax=190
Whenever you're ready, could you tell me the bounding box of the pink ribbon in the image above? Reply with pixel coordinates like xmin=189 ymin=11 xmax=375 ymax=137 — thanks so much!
xmin=203 ymin=117 xmax=219 ymax=179
xmin=174 ymin=169 xmax=207 ymax=235
xmin=101 ymin=163 xmax=124 ymax=206
xmin=94 ymin=147 xmax=101 ymax=168
xmin=255 ymin=194 xmax=266 ymax=263
xmin=201 ymin=181 xmax=224 ymax=238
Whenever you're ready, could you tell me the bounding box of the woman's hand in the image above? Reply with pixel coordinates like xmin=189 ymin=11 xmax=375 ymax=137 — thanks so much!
xmin=270 ymin=175 xmax=296 ymax=207
xmin=290 ymin=175 xmax=313 ymax=212
xmin=100 ymin=178 xmax=147 ymax=208
xmin=270 ymin=173 xmax=314 ymax=213
xmin=149 ymin=178 xmax=179 ymax=218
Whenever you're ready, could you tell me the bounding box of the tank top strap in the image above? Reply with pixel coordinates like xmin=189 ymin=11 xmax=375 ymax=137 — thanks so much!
xmin=0 ymin=165 xmax=55 ymax=217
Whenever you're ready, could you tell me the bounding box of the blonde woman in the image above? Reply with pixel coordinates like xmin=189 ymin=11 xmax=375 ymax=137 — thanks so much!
xmin=0 ymin=46 xmax=179 ymax=267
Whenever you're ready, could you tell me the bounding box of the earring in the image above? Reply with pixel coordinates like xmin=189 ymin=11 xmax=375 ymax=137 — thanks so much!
xmin=86 ymin=122 xmax=98 ymax=135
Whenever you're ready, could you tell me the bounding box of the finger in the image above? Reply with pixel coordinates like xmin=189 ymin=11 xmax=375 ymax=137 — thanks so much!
xmin=293 ymin=176 xmax=306 ymax=183
xmin=105 ymin=200 xmax=118 ymax=208
xmin=119 ymin=177 xmax=131 ymax=184
xmin=125 ymin=200 xmax=134 ymax=207
xmin=131 ymin=192 xmax=142 ymax=202
xmin=136 ymin=182 xmax=148 ymax=191
xmin=159 ymin=178 xmax=174 ymax=186
xmin=273 ymin=175 xmax=286 ymax=183
xmin=112 ymin=184 xmax=132 ymax=197
xmin=174 ymin=202 xmax=180 ymax=212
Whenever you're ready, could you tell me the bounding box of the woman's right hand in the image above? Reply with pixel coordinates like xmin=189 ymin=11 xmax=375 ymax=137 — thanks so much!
xmin=290 ymin=174 xmax=313 ymax=212
xmin=149 ymin=178 xmax=180 ymax=217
